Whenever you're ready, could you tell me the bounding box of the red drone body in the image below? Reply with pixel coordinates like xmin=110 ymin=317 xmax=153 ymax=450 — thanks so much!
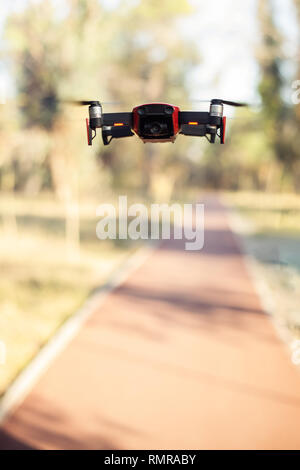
xmin=132 ymin=103 xmax=180 ymax=143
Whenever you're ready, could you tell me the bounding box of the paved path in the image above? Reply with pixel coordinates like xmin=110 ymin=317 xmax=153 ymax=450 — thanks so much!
xmin=1 ymin=197 xmax=300 ymax=450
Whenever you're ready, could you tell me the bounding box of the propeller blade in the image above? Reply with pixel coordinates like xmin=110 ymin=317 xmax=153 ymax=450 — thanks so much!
xmin=62 ymin=99 xmax=122 ymax=106
xmin=63 ymin=100 xmax=99 ymax=106
xmin=221 ymin=99 xmax=248 ymax=107
xmin=192 ymin=99 xmax=248 ymax=107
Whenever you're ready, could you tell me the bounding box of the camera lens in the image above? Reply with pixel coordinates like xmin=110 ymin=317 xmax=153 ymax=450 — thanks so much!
xmin=150 ymin=123 xmax=161 ymax=134
xmin=142 ymin=120 xmax=169 ymax=137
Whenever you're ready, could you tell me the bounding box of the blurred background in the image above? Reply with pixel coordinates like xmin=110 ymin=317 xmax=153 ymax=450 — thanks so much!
xmin=0 ymin=0 xmax=299 ymax=395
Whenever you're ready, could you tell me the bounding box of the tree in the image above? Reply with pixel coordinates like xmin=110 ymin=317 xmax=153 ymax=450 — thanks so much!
xmin=291 ymin=0 xmax=300 ymax=189
xmin=293 ymin=0 xmax=300 ymax=123
xmin=257 ymin=0 xmax=290 ymax=165
xmin=99 ymin=0 xmax=199 ymax=200
xmin=6 ymin=0 xmax=200 ymax=209
xmin=6 ymin=0 xmax=110 ymax=260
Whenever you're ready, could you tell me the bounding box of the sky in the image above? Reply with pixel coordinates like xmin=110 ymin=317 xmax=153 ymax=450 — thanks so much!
xmin=0 ymin=0 xmax=298 ymax=107
xmin=184 ymin=0 xmax=298 ymax=105
xmin=181 ymin=0 xmax=259 ymax=105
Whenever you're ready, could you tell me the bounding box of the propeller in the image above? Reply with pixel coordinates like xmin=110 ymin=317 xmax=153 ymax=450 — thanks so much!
xmin=193 ymin=99 xmax=248 ymax=107
xmin=216 ymin=99 xmax=248 ymax=107
xmin=63 ymin=99 xmax=121 ymax=106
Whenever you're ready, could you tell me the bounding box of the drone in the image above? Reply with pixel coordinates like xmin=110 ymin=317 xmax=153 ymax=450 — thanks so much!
xmin=70 ymin=99 xmax=247 ymax=146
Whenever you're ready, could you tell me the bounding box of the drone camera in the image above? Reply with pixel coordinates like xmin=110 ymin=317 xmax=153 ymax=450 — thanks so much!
xmin=143 ymin=121 xmax=169 ymax=136
xmin=135 ymin=104 xmax=175 ymax=140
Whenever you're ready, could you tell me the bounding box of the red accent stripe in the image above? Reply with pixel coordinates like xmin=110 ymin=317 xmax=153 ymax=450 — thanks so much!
xmin=86 ymin=118 xmax=92 ymax=145
xmin=221 ymin=116 xmax=227 ymax=144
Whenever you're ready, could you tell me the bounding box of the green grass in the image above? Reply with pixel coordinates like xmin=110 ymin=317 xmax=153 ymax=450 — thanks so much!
xmin=0 ymin=194 xmax=141 ymax=396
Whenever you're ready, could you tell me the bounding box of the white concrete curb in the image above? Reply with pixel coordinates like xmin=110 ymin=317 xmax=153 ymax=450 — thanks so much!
xmin=0 ymin=241 xmax=160 ymax=424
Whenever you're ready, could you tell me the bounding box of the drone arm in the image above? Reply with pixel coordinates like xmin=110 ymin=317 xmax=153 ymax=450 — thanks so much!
xmin=179 ymin=111 xmax=226 ymax=144
xmin=180 ymin=124 xmax=207 ymax=137
xmin=179 ymin=111 xmax=210 ymax=125
xmin=102 ymin=125 xmax=134 ymax=145
xmin=102 ymin=112 xmax=133 ymax=127
xmin=178 ymin=111 xmax=209 ymax=138
xmin=100 ymin=113 xmax=134 ymax=145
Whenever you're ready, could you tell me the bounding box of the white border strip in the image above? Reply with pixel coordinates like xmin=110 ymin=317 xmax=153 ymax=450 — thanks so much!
xmin=0 ymin=241 xmax=159 ymax=424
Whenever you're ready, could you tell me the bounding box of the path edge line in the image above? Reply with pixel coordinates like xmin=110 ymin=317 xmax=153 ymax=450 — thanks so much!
xmin=0 ymin=241 xmax=160 ymax=425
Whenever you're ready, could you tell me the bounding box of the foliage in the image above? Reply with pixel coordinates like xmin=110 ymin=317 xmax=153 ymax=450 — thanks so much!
xmin=2 ymin=0 xmax=300 ymax=196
